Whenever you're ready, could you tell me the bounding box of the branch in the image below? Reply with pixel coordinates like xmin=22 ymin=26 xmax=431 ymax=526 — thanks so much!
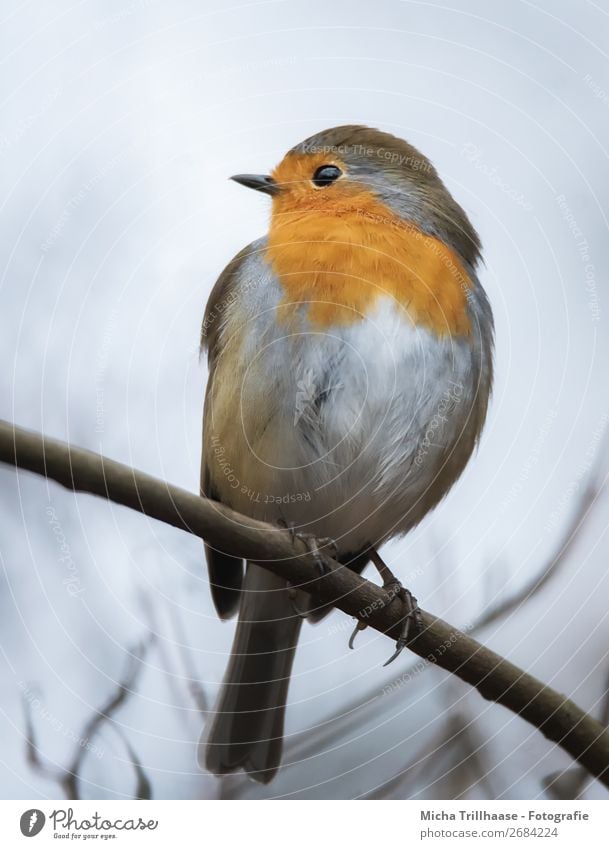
xmin=2 ymin=418 xmax=609 ymax=788
xmin=544 ymin=666 xmax=609 ymax=800
xmin=22 ymin=633 xmax=153 ymax=800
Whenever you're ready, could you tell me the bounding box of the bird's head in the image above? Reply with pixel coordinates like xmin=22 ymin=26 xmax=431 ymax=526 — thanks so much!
xmin=230 ymin=124 xmax=480 ymax=268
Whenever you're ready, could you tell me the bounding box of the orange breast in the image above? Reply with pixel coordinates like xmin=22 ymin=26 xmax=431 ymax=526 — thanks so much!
xmin=265 ymin=192 xmax=472 ymax=337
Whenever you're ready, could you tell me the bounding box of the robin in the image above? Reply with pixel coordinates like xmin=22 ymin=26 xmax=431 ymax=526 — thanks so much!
xmin=199 ymin=125 xmax=493 ymax=783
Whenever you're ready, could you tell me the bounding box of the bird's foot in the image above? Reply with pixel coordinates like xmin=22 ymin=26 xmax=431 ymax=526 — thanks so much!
xmin=347 ymin=581 xmax=422 ymax=660
xmin=297 ymin=533 xmax=337 ymax=575
xmin=367 ymin=548 xmax=422 ymax=666
xmin=277 ymin=520 xmax=337 ymax=575
xmin=382 ymin=579 xmax=423 ymax=666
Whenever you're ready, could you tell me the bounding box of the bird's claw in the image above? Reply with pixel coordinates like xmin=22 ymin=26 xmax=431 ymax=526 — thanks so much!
xmin=382 ymin=581 xmax=423 ymax=667
xmin=288 ymin=529 xmax=337 ymax=575
xmin=348 ymin=619 xmax=367 ymax=649
xmin=277 ymin=519 xmax=338 ymax=571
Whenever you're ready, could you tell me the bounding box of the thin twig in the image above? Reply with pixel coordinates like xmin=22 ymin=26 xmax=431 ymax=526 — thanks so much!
xmin=63 ymin=634 xmax=154 ymax=800
xmin=22 ymin=633 xmax=154 ymax=800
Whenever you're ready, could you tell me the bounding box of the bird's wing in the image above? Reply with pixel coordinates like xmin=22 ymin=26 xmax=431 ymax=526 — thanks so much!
xmin=199 ymin=241 xmax=264 ymax=619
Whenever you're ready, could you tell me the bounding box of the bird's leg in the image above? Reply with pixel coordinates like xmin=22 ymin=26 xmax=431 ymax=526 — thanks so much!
xmin=276 ymin=517 xmax=337 ymax=576
xmin=369 ymin=548 xmax=423 ymax=666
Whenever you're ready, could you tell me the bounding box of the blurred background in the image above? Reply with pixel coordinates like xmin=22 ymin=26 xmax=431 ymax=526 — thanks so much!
xmin=1 ymin=0 xmax=608 ymax=800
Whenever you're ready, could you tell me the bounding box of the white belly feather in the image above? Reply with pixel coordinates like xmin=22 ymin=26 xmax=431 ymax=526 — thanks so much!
xmin=206 ymin=297 xmax=482 ymax=557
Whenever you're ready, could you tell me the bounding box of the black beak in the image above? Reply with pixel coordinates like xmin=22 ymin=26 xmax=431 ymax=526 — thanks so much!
xmin=230 ymin=173 xmax=279 ymax=196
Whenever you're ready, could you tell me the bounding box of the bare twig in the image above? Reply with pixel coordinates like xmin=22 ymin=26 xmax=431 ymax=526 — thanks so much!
xmin=22 ymin=633 xmax=154 ymax=799
xmin=361 ymin=711 xmax=495 ymax=800
xmin=3 ymin=418 xmax=609 ymax=787
xmin=22 ymin=688 xmax=63 ymax=783
xmin=63 ymin=635 xmax=154 ymax=800
xmin=474 ymin=476 xmax=602 ymax=631
xmin=138 ymin=588 xmax=208 ymax=715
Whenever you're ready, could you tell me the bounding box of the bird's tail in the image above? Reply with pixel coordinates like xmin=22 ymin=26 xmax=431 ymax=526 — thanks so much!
xmin=202 ymin=563 xmax=302 ymax=784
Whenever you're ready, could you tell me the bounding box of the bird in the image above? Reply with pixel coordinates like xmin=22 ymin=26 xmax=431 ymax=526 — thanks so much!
xmin=199 ymin=125 xmax=493 ymax=784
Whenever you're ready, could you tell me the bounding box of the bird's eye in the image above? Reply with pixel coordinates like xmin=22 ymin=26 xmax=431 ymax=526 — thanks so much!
xmin=312 ymin=164 xmax=342 ymax=187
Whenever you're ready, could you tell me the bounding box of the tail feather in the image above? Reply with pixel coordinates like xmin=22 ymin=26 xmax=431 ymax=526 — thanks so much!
xmin=202 ymin=563 xmax=302 ymax=784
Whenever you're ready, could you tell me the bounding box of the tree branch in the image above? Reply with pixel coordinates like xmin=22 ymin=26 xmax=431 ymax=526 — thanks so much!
xmin=2 ymin=418 xmax=608 ymax=788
